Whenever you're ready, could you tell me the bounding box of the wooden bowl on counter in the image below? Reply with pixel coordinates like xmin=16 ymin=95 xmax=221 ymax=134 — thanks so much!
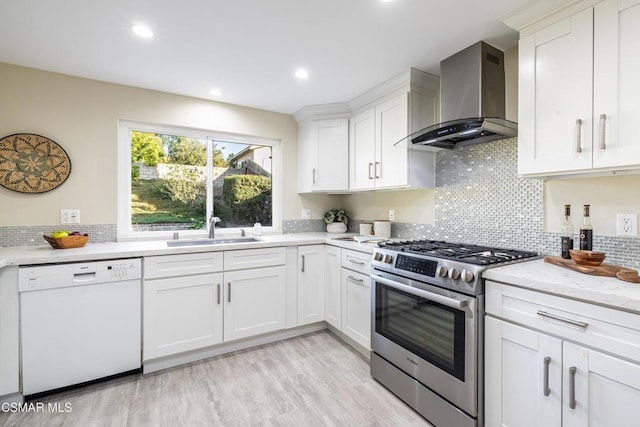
xmin=569 ymin=250 xmax=606 ymax=266
xmin=43 ymin=234 xmax=89 ymax=249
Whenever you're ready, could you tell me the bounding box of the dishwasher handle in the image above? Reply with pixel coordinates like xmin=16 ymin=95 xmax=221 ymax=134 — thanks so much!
xmin=73 ymin=272 xmax=97 ymax=283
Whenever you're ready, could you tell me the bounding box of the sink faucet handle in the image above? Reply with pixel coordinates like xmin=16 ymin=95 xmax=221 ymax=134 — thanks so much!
xmin=211 ymin=215 xmax=221 ymax=223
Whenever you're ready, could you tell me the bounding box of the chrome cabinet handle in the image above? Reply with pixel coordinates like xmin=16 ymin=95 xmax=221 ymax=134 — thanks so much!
xmin=569 ymin=366 xmax=577 ymax=409
xmin=375 ymin=161 xmax=380 ymax=179
xmin=537 ymin=310 xmax=588 ymax=329
xmin=368 ymin=163 xmax=374 ymax=180
xmin=599 ymin=114 xmax=606 ymax=150
xmin=227 ymin=282 xmax=231 ymax=303
xmin=575 ymin=119 xmax=582 ymax=153
xmin=217 ymin=283 xmax=221 ymax=305
xmin=312 ymin=168 xmax=316 ymax=184
xmin=301 ymin=254 xmax=305 ymax=272
xmin=543 ymin=356 xmax=551 ymax=396
xmin=347 ymin=259 xmax=365 ymax=265
xmin=347 ymin=275 xmax=365 ymax=284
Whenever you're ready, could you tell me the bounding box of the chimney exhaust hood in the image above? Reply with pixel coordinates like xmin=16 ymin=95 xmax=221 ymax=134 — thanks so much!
xmin=402 ymin=41 xmax=517 ymax=150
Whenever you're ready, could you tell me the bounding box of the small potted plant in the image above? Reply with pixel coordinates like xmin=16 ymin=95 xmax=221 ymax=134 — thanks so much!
xmin=324 ymin=208 xmax=350 ymax=233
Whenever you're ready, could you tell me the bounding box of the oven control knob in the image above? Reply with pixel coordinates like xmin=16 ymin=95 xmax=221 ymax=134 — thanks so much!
xmin=384 ymin=255 xmax=394 ymax=264
xmin=436 ymin=266 xmax=448 ymax=277
xmin=448 ymin=268 xmax=460 ymax=280
xmin=461 ymin=270 xmax=474 ymax=283
xmin=374 ymin=252 xmax=383 ymax=262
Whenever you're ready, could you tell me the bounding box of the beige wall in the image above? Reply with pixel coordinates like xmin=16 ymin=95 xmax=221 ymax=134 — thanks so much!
xmin=2 ymin=62 xmax=638 ymax=236
xmin=341 ymin=190 xmax=436 ymax=225
xmin=0 ymin=62 xmax=334 ymax=227
xmin=544 ymin=175 xmax=640 ymax=236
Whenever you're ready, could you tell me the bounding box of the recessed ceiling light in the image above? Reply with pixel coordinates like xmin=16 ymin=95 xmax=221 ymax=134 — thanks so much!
xmin=294 ymin=69 xmax=309 ymax=79
xmin=209 ymin=88 xmax=223 ymax=96
xmin=131 ymin=24 xmax=153 ymax=38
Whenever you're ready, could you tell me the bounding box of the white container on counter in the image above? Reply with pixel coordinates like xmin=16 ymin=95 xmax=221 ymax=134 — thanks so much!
xmin=374 ymin=220 xmax=391 ymax=238
xmin=359 ymin=223 xmax=373 ymax=236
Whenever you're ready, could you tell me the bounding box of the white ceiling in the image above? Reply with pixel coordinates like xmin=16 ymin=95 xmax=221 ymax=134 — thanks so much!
xmin=0 ymin=0 xmax=528 ymax=115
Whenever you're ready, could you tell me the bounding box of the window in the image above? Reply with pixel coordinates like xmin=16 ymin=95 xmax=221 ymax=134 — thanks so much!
xmin=118 ymin=121 xmax=280 ymax=239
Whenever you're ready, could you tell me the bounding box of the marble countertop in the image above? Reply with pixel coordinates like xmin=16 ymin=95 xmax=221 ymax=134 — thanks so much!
xmin=0 ymin=233 xmax=377 ymax=267
xmin=483 ymin=259 xmax=640 ymax=314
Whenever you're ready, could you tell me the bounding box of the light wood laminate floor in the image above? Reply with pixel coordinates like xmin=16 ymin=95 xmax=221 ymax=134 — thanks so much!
xmin=1 ymin=331 xmax=432 ymax=426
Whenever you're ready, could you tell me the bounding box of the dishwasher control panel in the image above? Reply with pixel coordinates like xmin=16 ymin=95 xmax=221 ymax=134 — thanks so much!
xmin=19 ymin=258 xmax=141 ymax=292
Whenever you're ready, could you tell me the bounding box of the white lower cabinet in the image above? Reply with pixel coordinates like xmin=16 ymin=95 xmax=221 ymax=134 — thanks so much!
xmin=562 ymin=342 xmax=640 ymax=427
xmin=485 ymin=317 xmax=562 ymax=427
xmin=143 ymin=248 xmax=286 ymax=361
xmin=144 ymin=273 xmax=224 ymax=360
xmin=0 ymin=267 xmax=19 ymax=399
xmin=297 ymin=245 xmax=325 ymax=326
xmin=224 ymin=266 xmax=286 ymax=341
xmin=485 ymin=281 xmax=640 ymax=427
xmin=324 ymin=245 xmax=342 ymax=329
xmin=341 ymin=269 xmax=371 ymax=349
xmin=340 ymin=249 xmax=372 ymax=350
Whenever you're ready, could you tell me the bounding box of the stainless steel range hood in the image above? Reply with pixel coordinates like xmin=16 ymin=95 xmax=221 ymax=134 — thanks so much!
xmin=401 ymin=42 xmax=517 ymax=150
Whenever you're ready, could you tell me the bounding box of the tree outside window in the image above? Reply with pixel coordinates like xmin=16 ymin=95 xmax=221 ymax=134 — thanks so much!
xmin=129 ymin=130 xmax=272 ymax=233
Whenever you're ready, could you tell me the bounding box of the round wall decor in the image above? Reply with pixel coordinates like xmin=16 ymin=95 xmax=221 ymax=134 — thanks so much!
xmin=0 ymin=133 xmax=72 ymax=193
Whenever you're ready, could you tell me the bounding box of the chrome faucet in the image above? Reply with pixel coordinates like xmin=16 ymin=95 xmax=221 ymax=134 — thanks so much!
xmin=208 ymin=215 xmax=221 ymax=238
xmin=240 ymin=229 xmax=246 ymax=237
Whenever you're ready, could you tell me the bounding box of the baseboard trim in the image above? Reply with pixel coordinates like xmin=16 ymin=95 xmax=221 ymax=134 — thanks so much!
xmin=143 ymin=322 xmax=327 ymax=374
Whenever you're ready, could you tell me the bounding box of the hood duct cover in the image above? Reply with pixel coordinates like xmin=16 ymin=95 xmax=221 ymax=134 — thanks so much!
xmin=401 ymin=41 xmax=517 ymax=150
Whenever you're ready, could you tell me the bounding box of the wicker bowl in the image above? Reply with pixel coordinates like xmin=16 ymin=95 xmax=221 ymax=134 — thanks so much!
xmin=43 ymin=234 xmax=89 ymax=249
xmin=569 ymin=250 xmax=606 ymax=266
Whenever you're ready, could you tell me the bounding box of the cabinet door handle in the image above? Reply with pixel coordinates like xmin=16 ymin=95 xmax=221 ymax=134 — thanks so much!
xmin=217 ymin=283 xmax=221 ymax=305
xmin=348 ymin=259 xmax=365 ymax=265
xmin=301 ymin=254 xmax=305 ymax=272
xmin=543 ymin=356 xmax=551 ymax=396
xmin=375 ymin=161 xmax=380 ymax=179
xmin=312 ymin=168 xmax=316 ymax=184
xmin=368 ymin=163 xmax=374 ymax=180
xmin=536 ymin=310 xmax=588 ymax=329
xmin=347 ymin=275 xmax=365 ymax=284
xmin=227 ymin=282 xmax=231 ymax=303
xmin=599 ymin=114 xmax=606 ymax=150
xmin=569 ymin=366 xmax=577 ymax=409
xmin=575 ymin=119 xmax=582 ymax=153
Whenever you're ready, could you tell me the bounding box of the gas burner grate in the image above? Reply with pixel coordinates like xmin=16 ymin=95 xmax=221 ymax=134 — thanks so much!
xmin=379 ymin=240 xmax=538 ymax=265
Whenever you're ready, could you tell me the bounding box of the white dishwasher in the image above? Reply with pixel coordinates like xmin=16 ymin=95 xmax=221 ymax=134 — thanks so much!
xmin=19 ymin=259 xmax=142 ymax=396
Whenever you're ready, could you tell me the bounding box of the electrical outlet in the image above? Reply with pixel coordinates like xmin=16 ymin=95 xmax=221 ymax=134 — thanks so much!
xmin=60 ymin=209 xmax=80 ymax=224
xmin=389 ymin=209 xmax=395 ymax=221
xmin=616 ymin=213 xmax=637 ymax=236
xmin=301 ymin=209 xmax=311 ymax=219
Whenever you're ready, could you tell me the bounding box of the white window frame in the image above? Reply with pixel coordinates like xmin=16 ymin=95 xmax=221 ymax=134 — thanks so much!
xmin=117 ymin=120 xmax=282 ymax=240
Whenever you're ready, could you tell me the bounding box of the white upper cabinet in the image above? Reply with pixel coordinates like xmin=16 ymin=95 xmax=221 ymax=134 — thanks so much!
xmin=593 ymin=0 xmax=640 ymax=169
xmin=518 ymin=0 xmax=640 ymax=176
xmin=297 ymin=118 xmax=349 ymax=193
xmin=349 ymin=108 xmax=376 ymax=191
xmin=349 ymin=83 xmax=439 ymax=191
xmin=295 ymin=69 xmax=439 ymax=193
xmin=350 ymin=96 xmax=408 ymax=190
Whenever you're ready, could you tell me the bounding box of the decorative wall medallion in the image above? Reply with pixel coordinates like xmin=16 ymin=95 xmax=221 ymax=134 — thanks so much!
xmin=0 ymin=133 xmax=72 ymax=193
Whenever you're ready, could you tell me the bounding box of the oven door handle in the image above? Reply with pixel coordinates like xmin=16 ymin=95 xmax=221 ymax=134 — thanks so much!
xmin=371 ymin=274 xmax=468 ymax=309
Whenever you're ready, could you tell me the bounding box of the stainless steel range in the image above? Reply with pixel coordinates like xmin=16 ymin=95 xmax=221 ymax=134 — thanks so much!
xmin=370 ymin=240 xmax=538 ymax=427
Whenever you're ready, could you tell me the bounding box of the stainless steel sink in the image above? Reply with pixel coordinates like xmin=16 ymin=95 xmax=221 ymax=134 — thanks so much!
xmin=166 ymin=237 xmax=262 ymax=247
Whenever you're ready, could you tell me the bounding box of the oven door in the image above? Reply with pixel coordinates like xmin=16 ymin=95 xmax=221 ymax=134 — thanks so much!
xmin=371 ymin=271 xmax=478 ymax=417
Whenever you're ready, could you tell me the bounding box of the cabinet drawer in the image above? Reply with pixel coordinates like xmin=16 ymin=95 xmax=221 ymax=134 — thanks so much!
xmin=224 ymin=247 xmax=286 ymax=271
xmin=144 ymin=253 xmax=223 ymax=279
xmin=486 ymin=281 xmax=640 ymax=363
xmin=341 ymin=249 xmax=371 ymax=275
